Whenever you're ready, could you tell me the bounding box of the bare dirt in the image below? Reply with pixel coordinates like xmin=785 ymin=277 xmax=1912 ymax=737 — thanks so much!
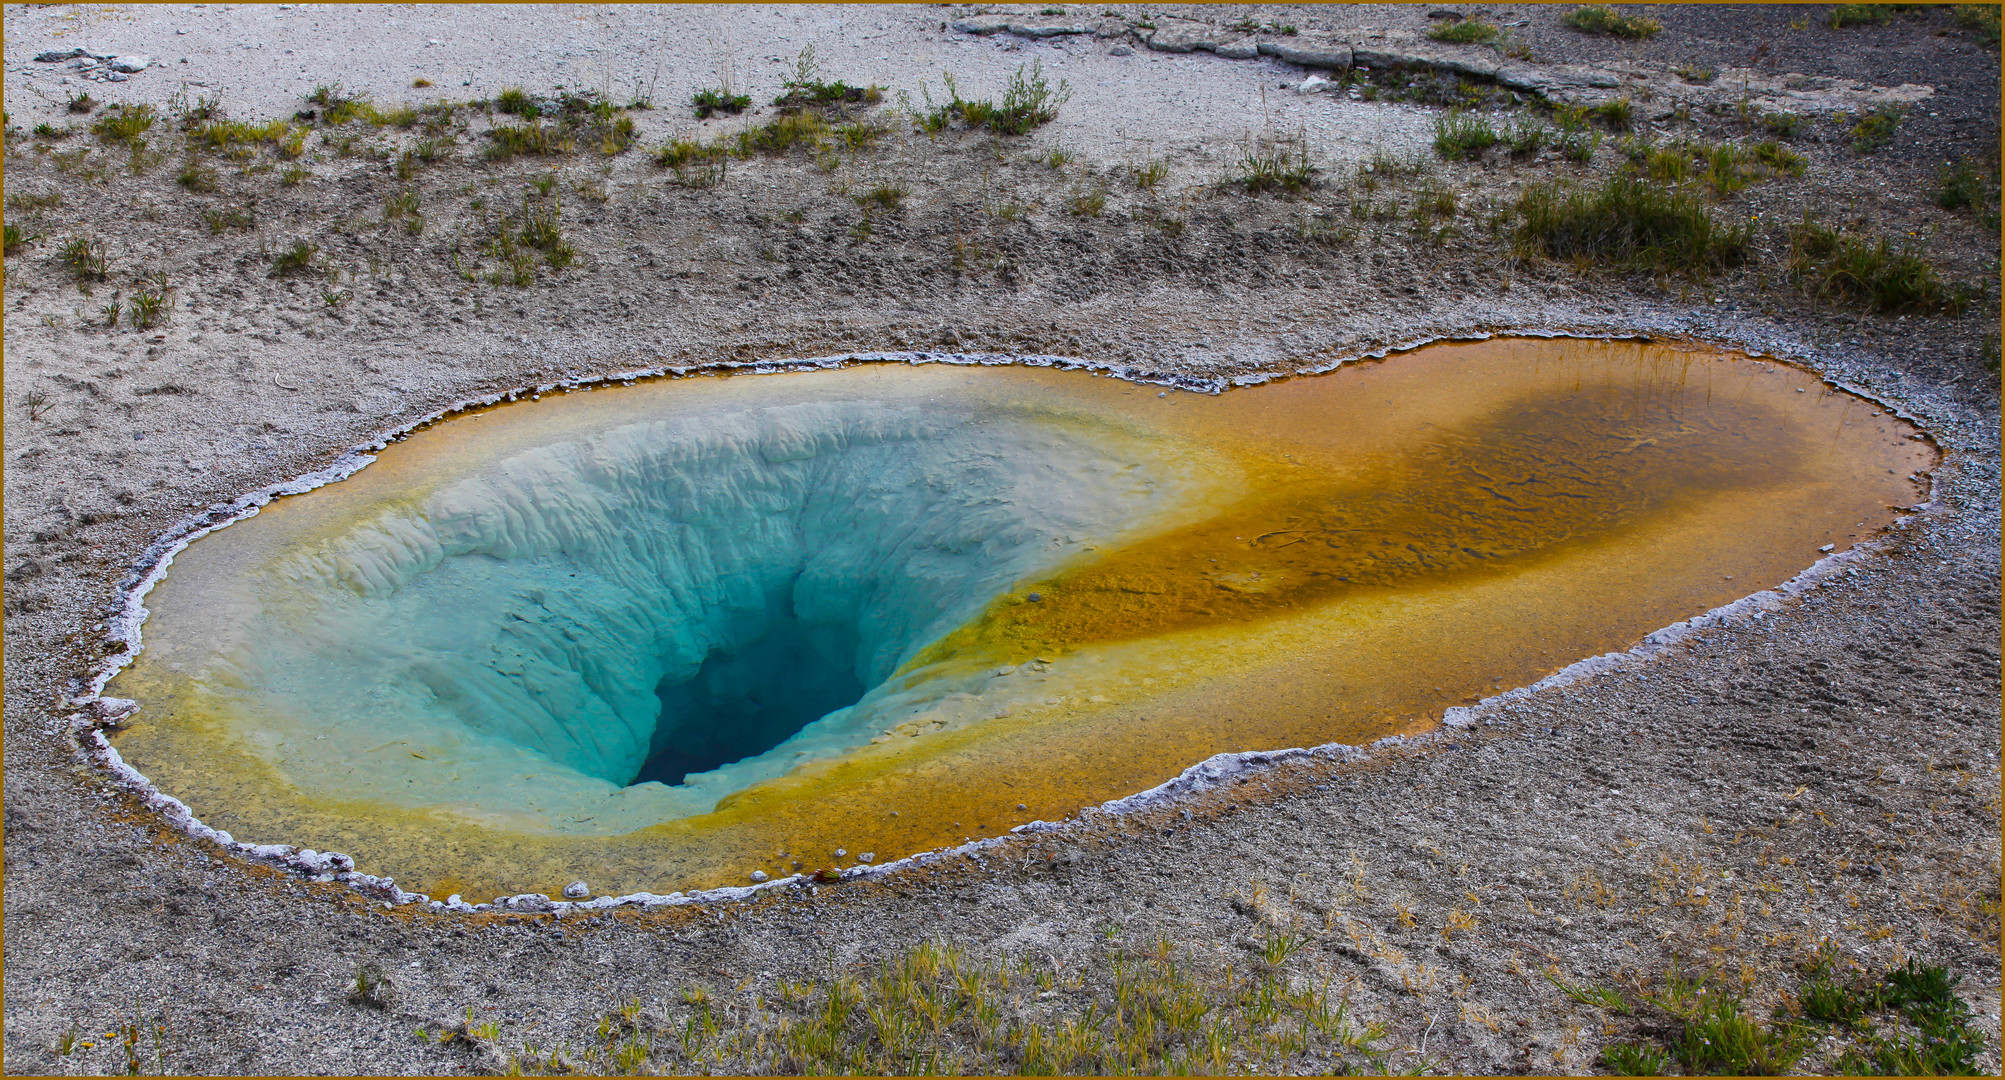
xmin=2 ymin=4 xmax=1998 ymax=1075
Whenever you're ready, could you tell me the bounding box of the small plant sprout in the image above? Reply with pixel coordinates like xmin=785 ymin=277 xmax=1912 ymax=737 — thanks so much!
xmin=270 ymin=240 xmax=319 ymax=278
xmin=99 ymin=291 xmax=123 ymax=327
xmin=127 ymin=286 xmax=168 ymax=329
xmin=22 ymin=390 xmax=53 ymax=421
xmin=60 ymin=234 xmax=110 ymax=284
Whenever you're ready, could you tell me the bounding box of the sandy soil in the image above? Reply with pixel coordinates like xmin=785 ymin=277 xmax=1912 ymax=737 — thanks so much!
xmin=2 ymin=4 xmax=1998 ymax=1074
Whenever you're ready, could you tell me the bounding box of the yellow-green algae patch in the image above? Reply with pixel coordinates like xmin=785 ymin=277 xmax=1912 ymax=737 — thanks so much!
xmin=105 ymin=339 xmax=1933 ymax=899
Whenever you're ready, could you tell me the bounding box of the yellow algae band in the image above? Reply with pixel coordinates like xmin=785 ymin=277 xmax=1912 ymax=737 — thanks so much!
xmin=106 ymin=339 xmax=1933 ymax=900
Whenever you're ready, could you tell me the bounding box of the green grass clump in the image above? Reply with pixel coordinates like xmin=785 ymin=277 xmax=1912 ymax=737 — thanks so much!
xmin=91 ymin=104 xmax=156 ymax=145
xmin=495 ymin=86 xmax=540 ymax=118
xmin=486 ymin=122 xmax=574 ymax=161
xmin=1230 ymin=141 xmax=1316 ymax=194
xmin=1788 ymin=219 xmax=1966 ymax=312
xmin=176 ymin=160 xmax=221 ymax=193
xmin=1955 ymin=3 xmax=2001 ymax=44
xmin=270 ymin=240 xmax=318 ymax=278
xmin=1829 ymin=3 xmax=1893 ymax=28
xmin=692 ymin=88 xmax=751 ymax=119
xmin=1675 ymin=996 xmax=1804 ymax=1076
xmin=59 ymin=234 xmax=108 ymax=282
xmin=4 ymin=222 xmax=40 ymax=255
xmin=1427 ymin=18 xmax=1499 ymax=44
xmin=920 ymin=61 xmax=1071 ymax=136
xmin=1561 ymin=4 xmax=1662 ymax=38
xmin=1514 ymin=175 xmax=1750 ymax=278
xmin=1506 ymin=117 xmax=1550 ymax=156
xmin=1433 ymin=111 xmax=1498 ymax=161
xmin=1851 ymin=104 xmax=1905 ymax=153
xmin=1594 ymin=98 xmax=1634 ymax=131
xmin=1934 ymin=155 xmax=2000 ymax=227
xmin=1602 ymin=1040 xmax=1675 ymax=1076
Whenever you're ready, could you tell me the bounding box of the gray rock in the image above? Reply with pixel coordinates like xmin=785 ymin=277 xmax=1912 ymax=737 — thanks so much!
xmin=748 ymin=870 xmax=769 ymax=883
xmin=35 ymin=48 xmax=87 ymax=62
xmin=857 ymin=853 xmax=875 ymax=863
xmin=1258 ymin=38 xmax=1354 ymax=70
xmin=108 ymin=55 xmax=152 ymax=73
xmin=561 ymin=880 xmax=589 ymax=899
xmin=1109 ymin=44 xmax=1133 ymax=56
xmin=1212 ymin=38 xmax=1260 ymax=60
xmin=950 ymin=15 xmax=1013 ymax=34
xmin=1007 ymin=19 xmax=1089 ymax=37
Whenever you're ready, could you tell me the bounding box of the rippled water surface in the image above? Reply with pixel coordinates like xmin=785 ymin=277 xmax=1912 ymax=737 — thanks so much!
xmin=107 ymin=339 xmax=1934 ymax=898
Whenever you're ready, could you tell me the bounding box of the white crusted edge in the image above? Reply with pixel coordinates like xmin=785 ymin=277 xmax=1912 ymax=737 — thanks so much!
xmin=60 ymin=334 xmax=1947 ymax=915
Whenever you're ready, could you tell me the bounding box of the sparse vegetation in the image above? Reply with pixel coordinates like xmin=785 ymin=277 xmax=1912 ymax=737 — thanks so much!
xmin=1829 ymin=3 xmax=1894 ymax=29
xmin=1229 ymin=139 xmax=1316 ymax=194
xmin=176 ymin=160 xmax=221 ymax=193
xmin=270 ymin=240 xmax=319 ymax=278
xmin=1067 ymin=187 xmax=1107 ymax=217
xmin=1433 ymin=111 xmax=1498 ymax=161
xmin=66 ymin=90 xmax=95 ymax=114
xmin=1955 ymin=3 xmax=2001 ymax=45
xmin=1788 ymin=218 xmax=1968 ymax=313
xmin=4 ymin=222 xmax=38 ymax=255
xmin=59 ymin=234 xmax=109 ymax=284
xmin=450 ymin=193 xmax=574 ymax=285
xmin=1675 ymin=64 xmax=1718 ymax=84
xmin=1427 ymin=18 xmax=1500 ymax=44
xmin=1851 ymin=104 xmax=1906 ymax=153
xmin=202 ymin=207 xmax=255 ymax=233
xmin=490 ymin=936 xmax=1429 ymax=1076
xmin=1130 ymin=158 xmax=1169 ymax=190
xmin=91 ymin=104 xmax=157 ymax=145
xmin=919 ymin=61 xmax=1071 ymax=137
xmin=127 ymin=284 xmax=169 ymax=329
xmin=692 ymin=87 xmax=752 ymax=119
xmin=1934 ymin=154 xmax=2000 ymax=227
xmin=1514 ymin=175 xmax=1750 ymax=279
xmin=1562 ymin=4 xmax=1663 ymax=38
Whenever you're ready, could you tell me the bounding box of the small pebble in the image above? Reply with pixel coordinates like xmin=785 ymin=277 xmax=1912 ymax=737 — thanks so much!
xmin=858 ymin=853 xmax=874 ymax=863
xmin=1016 ymin=803 xmax=1027 ymax=811
xmin=834 ymin=848 xmax=847 ymax=858
xmin=562 ymin=880 xmax=589 ymax=899
xmin=749 ymin=870 xmax=768 ymax=883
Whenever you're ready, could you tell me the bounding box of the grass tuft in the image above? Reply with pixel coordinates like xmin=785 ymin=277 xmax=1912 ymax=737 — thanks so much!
xmin=1955 ymin=3 xmax=2001 ymax=45
xmin=1427 ymin=18 xmax=1500 ymax=44
xmin=1828 ymin=3 xmax=1893 ymax=28
xmin=692 ymin=88 xmax=751 ymax=119
xmin=1230 ymin=140 xmax=1316 ymax=195
xmin=1561 ymin=4 xmax=1663 ymax=38
xmin=1513 ymin=175 xmax=1750 ymax=279
xmin=1788 ymin=218 xmax=1967 ymax=312
xmin=270 ymin=240 xmax=319 ymax=278
xmin=91 ymin=104 xmax=156 ymax=145
xmin=1433 ymin=111 xmax=1498 ymax=161
xmin=59 ymin=234 xmax=109 ymax=283
xmin=1851 ymin=104 xmax=1905 ymax=153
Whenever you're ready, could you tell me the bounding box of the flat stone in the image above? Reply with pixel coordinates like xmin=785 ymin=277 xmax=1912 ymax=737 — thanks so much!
xmin=1109 ymin=44 xmax=1133 ymax=56
xmin=35 ymin=48 xmax=87 ymax=62
xmin=1258 ymin=38 xmax=1354 ymax=70
xmin=108 ymin=55 xmax=152 ymax=73
xmin=561 ymin=880 xmax=589 ymax=899
xmin=748 ymin=870 xmax=769 ymax=883
xmin=1006 ymin=18 xmax=1089 ymax=37
xmin=949 ymin=15 xmax=1012 ymax=34
xmin=1212 ymin=38 xmax=1260 ymax=60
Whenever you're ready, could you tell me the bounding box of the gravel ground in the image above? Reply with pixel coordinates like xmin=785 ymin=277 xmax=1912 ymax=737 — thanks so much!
xmin=3 ymin=4 xmax=1997 ymax=1074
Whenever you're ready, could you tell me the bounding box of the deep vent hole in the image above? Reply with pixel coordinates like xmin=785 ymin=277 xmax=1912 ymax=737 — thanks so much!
xmin=633 ymin=579 xmax=866 ymax=787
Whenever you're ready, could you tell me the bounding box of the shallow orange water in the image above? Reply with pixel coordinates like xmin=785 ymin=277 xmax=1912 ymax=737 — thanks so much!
xmin=106 ymin=339 xmax=1932 ymax=899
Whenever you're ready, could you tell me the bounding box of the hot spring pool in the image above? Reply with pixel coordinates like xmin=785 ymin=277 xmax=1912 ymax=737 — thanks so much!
xmin=102 ymin=338 xmax=1934 ymax=899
